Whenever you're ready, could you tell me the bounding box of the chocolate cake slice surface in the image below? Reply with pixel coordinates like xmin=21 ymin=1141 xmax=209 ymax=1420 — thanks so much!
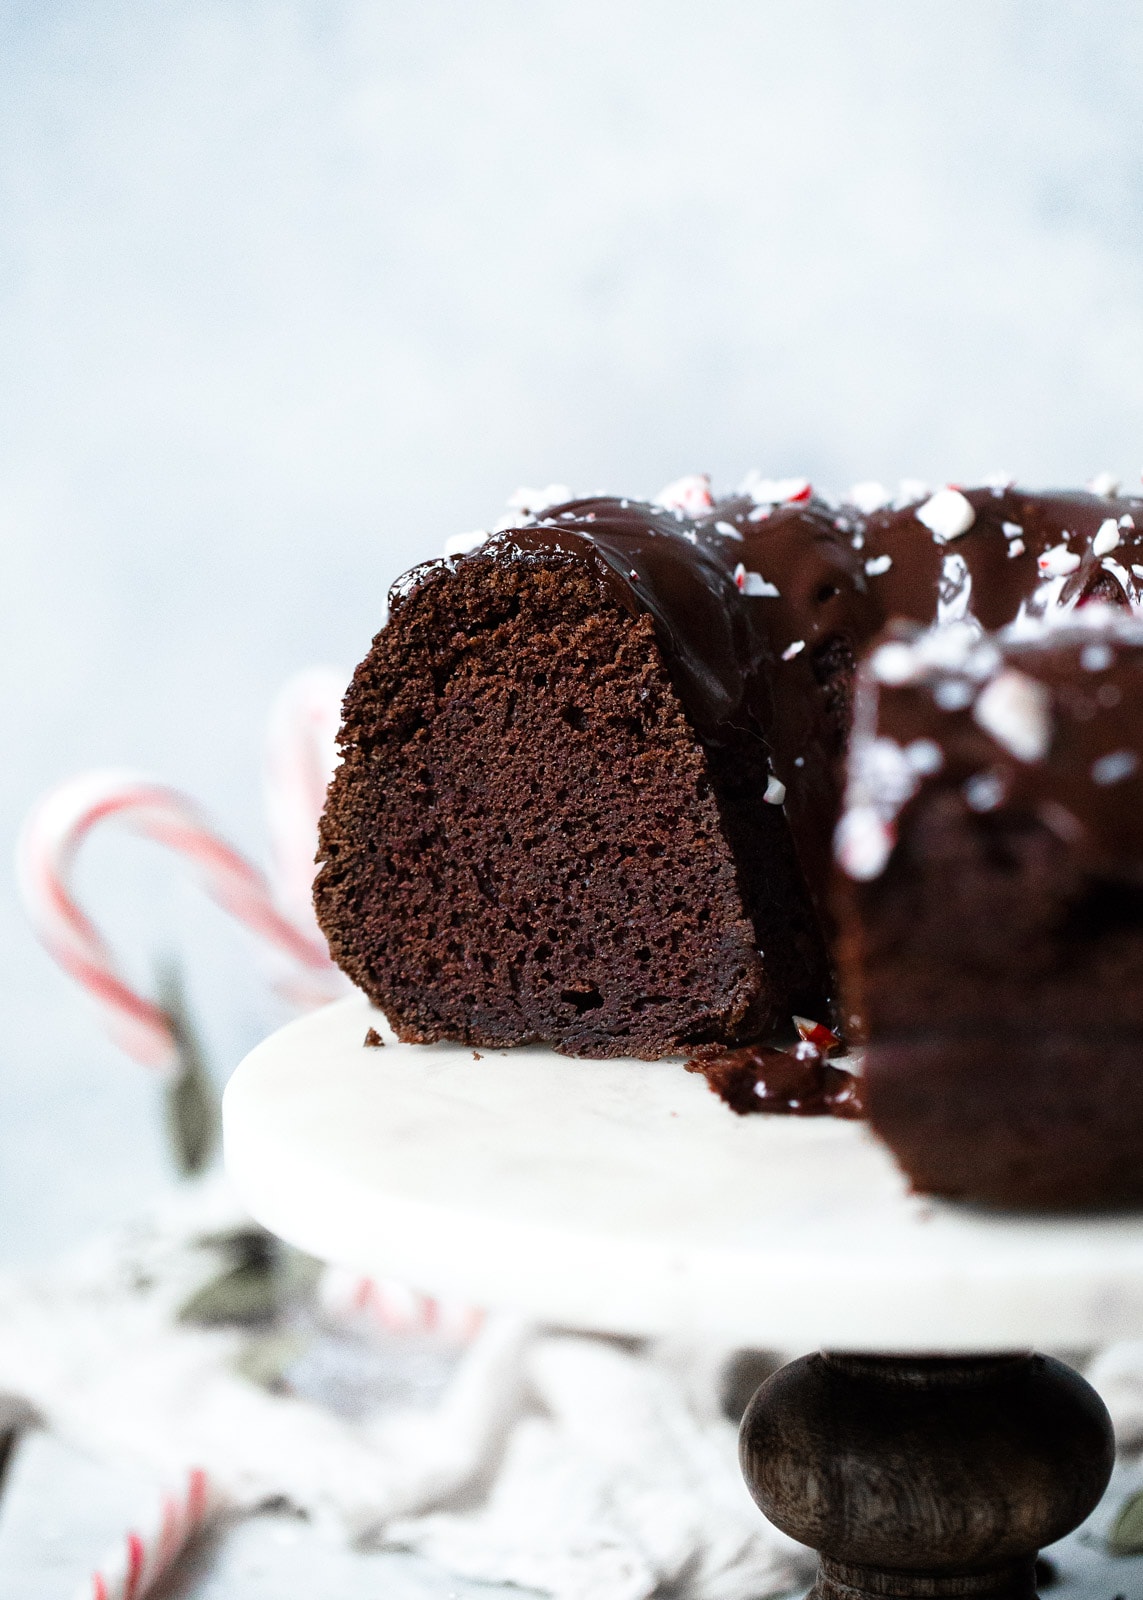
xmin=315 ymin=525 xmax=826 ymax=1057
xmin=834 ymin=614 xmax=1143 ymax=1207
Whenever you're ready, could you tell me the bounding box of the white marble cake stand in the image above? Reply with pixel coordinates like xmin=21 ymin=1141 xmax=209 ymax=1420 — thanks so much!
xmin=223 ymin=992 xmax=1142 ymax=1600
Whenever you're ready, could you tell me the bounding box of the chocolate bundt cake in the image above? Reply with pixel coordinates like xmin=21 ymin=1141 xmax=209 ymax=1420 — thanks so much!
xmin=314 ymin=472 xmax=1143 ymax=1203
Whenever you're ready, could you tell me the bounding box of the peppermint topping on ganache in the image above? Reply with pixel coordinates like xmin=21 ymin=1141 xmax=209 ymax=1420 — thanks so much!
xmin=653 ymin=473 xmax=713 ymax=513
xmin=714 ymin=520 xmax=744 ymax=540
xmin=763 ymin=775 xmax=787 ymax=805
xmin=1092 ymin=518 xmax=1121 ymax=556
xmin=834 ymin=807 xmax=895 ymax=880
xmin=1037 ymin=544 xmax=1081 ymax=578
xmin=864 ymin=554 xmax=893 ymax=577
xmin=782 ymin=640 xmax=806 ymax=660
xmin=835 ymin=733 xmax=946 ymax=880
xmin=1088 ymin=471 xmax=1121 ymax=496
xmin=443 ymin=529 xmax=490 ymax=560
xmin=916 ymin=488 xmax=976 ymax=542
xmin=739 ymin=471 xmax=813 ymax=506
xmin=848 ymin=481 xmax=891 ymax=514
xmin=972 ymin=669 xmax=1053 ymax=762
xmin=1092 ymin=749 xmax=1138 ymax=784
xmin=733 ymin=563 xmax=779 ymax=597
xmin=507 ymin=484 xmax=573 ymax=516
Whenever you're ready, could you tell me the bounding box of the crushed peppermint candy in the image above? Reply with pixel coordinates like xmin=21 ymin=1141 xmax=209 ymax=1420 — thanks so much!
xmin=739 ymin=472 xmax=812 ymax=505
xmin=864 ymin=554 xmax=892 ymax=577
xmin=763 ymin=775 xmax=787 ymax=805
xmin=1081 ymin=642 xmax=1114 ymax=671
xmin=917 ymin=488 xmax=976 ymax=542
xmin=1037 ymin=544 xmax=1081 ymax=578
xmin=1121 ymin=514 xmax=1136 ymax=530
xmin=443 ymin=529 xmax=490 ymax=560
xmin=848 ymin=481 xmax=890 ymax=514
xmin=1092 ymin=749 xmax=1138 ymax=785
xmin=906 ymin=738 xmax=944 ymax=775
xmin=507 ymin=483 xmax=573 ymax=515
xmin=794 ymin=1015 xmax=842 ymax=1051
xmin=834 ymin=806 xmax=894 ymax=880
xmin=896 ymin=477 xmax=930 ymax=507
xmin=869 ymin=640 xmax=920 ymax=685
xmin=653 ymin=473 xmax=713 ymax=512
xmin=1093 ymin=518 xmax=1121 ymax=557
xmin=937 ymin=552 xmax=973 ymax=625
xmin=1002 ymin=521 xmax=1024 ymax=540
xmin=984 ymin=470 xmax=1016 ymax=490
xmin=714 ymin=519 xmax=744 ymax=540
xmin=734 ymin=563 xmax=779 ymax=597
xmin=964 ymin=771 xmax=1006 ymax=811
xmin=782 ymin=639 xmax=806 ymax=660
xmin=1088 ymin=471 xmax=1121 ymax=496
xmin=934 ymin=678 xmax=975 ymax=711
xmin=973 ymin=669 xmax=1052 ymax=762
xmin=1007 ymin=539 xmax=1025 ymax=558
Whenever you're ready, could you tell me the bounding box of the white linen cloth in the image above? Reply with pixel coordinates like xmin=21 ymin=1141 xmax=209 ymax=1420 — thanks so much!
xmin=0 ymin=1179 xmax=812 ymax=1600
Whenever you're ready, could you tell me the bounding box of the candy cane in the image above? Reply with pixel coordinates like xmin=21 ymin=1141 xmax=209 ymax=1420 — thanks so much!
xmin=319 ymin=1265 xmax=485 ymax=1344
xmin=78 ymin=1467 xmax=218 ymax=1600
xmin=263 ymin=667 xmax=345 ymax=945
xmin=16 ymin=769 xmax=341 ymax=1070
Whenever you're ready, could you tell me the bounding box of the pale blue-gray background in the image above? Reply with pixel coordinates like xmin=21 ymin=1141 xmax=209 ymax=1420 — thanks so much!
xmin=3 ymin=0 xmax=1143 ymax=1257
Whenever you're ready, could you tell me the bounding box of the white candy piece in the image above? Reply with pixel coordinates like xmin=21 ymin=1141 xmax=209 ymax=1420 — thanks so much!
xmin=1037 ymin=544 xmax=1081 ymax=578
xmin=507 ymin=483 xmax=574 ymax=515
xmin=973 ymin=669 xmax=1052 ymax=763
xmin=916 ymin=488 xmax=976 ymax=542
xmin=443 ymin=529 xmax=490 ymax=560
xmin=834 ymin=806 xmax=894 ymax=880
xmin=869 ymin=641 xmax=919 ymax=685
xmin=864 ymin=554 xmax=893 ymax=576
xmin=1088 ymin=471 xmax=1121 ymax=496
xmin=733 ymin=563 xmax=779 ymax=597
xmin=739 ymin=471 xmax=811 ymax=505
xmin=654 ymin=473 xmax=713 ymax=513
xmin=1007 ymin=540 xmax=1025 ymax=558
xmin=1092 ymin=750 xmax=1138 ymax=785
xmin=896 ymin=477 xmax=930 ymax=507
xmin=848 ymin=481 xmax=890 ymax=514
xmin=782 ymin=639 xmax=805 ymax=660
xmin=1093 ymin=518 xmax=1121 ymax=556
xmin=713 ymin=519 xmax=743 ymax=540
xmin=763 ymin=775 xmax=787 ymax=805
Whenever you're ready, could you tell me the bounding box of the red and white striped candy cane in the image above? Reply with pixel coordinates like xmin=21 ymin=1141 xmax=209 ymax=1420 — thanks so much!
xmin=319 ymin=1264 xmax=485 ymax=1345
xmin=79 ymin=1467 xmax=218 ymax=1600
xmin=16 ymin=768 xmax=342 ymax=1071
xmin=263 ymin=666 xmax=345 ymax=947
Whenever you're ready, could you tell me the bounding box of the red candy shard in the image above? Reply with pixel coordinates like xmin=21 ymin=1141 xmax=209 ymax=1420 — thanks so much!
xmin=792 ymin=1014 xmax=841 ymax=1051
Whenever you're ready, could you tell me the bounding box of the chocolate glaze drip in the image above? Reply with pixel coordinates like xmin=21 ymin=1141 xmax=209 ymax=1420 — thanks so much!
xmin=470 ymin=487 xmax=1143 ymax=927
xmin=385 ymin=481 xmax=1143 ymax=1043
xmin=686 ymin=1042 xmax=865 ymax=1119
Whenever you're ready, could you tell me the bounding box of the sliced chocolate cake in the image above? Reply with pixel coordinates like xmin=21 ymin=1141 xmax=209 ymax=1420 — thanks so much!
xmin=314 ymin=471 xmax=1143 ymax=1203
xmin=314 ymin=494 xmax=841 ymax=1057
xmin=834 ymin=614 xmax=1143 ymax=1207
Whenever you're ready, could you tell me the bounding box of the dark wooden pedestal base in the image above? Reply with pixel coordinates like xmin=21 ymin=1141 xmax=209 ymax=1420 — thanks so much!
xmin=739 ymin=1353 xmax=1115 ymax=1600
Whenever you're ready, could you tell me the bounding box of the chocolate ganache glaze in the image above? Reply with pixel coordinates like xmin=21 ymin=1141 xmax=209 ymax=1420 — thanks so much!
xmin=481 ymin=483 xmax=1143 ymax=935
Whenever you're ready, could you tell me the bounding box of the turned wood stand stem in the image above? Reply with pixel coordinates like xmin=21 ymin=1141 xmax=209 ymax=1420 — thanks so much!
xmin=739 ymin=1352 xmax=1115 ymax=1600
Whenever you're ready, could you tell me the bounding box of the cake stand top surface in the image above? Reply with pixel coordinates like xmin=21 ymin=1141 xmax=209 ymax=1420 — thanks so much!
xmin=223 ymin=993 xmax=1143 ymax=1352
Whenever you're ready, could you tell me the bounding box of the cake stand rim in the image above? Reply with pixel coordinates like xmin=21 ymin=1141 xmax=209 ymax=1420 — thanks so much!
xmin=222 ymin=992 xmax=1143 ymax=1351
